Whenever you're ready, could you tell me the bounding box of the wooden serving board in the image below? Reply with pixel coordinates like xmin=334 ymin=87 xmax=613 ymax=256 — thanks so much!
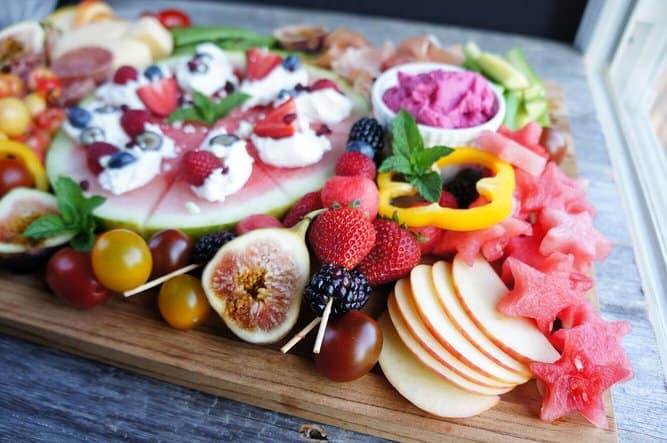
xmin=0 ymin=84 xmax=617 ymax=442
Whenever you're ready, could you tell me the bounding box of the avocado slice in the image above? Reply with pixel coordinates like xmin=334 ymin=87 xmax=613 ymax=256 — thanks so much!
xmin=476 ymin=52 xmax=529 ymax=90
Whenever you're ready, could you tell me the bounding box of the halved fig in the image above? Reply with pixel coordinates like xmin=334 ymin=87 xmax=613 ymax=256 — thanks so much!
xmin=202 ymin=220 xmax=311 ymax=344
xmin=274 ymin=25 xmax=327 ymax=53
xmin=0 ymin=188 xmax=73 ymax=272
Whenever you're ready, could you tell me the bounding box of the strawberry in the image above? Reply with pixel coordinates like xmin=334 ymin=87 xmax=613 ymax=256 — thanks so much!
xmin=182 ymin=150 xmax=222 ymax=186
xmin=334 ymin=151 xmax=376 ymax=180
xmin=235 ymin=213 xmax=283 ymax=236
xmin=283 ymin=191 xmax=322 ymax=227
xmin=86 ymin=142 xmax=118 ymax=175
xmin=358 ymin=219 xmax=421 ymax=286
xmin=246 ymin=48 xmax=283 ymax=80
xmin=321 ymin=175 xmax=379 ymax=219
xmin=137 ymin=77 xmax=179 ymax=117
xmin=253 ymin=97 xmax=297 ymax=139
xmin=308 ymin=207 xmax=376 ymax=270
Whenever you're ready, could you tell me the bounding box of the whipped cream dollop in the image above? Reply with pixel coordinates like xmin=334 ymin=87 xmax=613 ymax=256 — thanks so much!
xmin=175 ymin=43 xmax=236 ymax=96
xmin=191 ymin=128 xmax=254 ymax=202
xmin=240 ymin=64 xmax=308 ymax=108
xmin=294 ymin=88 xmax=352 ymax=125
xmin=63 ymin=102 xmax=130 ymax=148
xmin=251 ymin=128 xmax=331 ymax=168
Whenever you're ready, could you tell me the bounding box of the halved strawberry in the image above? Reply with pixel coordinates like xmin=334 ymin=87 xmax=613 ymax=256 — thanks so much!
xmin=246 ymin=48 xmax=283 ymax=81
xmin=137 ymin=77 xmax=179 ymax=117
xmin=253 ymin=97 xmax=297 ymax=139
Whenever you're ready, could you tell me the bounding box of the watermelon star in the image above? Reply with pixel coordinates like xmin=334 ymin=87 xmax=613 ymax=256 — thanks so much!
xmin=530 ymin=319 xmax=633 ymax=428
xmin=539 ymin=208 xmax=613 ymax=272
xmin=521 ymin=162 xmax=595 ymax=215
xmin=498 ymin=258 xmax=585 ymax=334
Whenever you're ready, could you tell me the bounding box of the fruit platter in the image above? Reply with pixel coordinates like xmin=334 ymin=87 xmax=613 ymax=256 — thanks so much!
xmin=0 ymin=2 xmax=630 ymax=441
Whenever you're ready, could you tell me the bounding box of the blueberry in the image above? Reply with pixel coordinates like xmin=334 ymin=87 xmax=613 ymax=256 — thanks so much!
xmin=276 ymin=89 xmax=294 ymax=100
xmin=282 ymin=54 xmax=301 ymax=71
xmin=79 ymin=127 xmax=105 ymax=146
xmin=345 ymin=140 xmax=375 ymax=159
xmin=107 ymin=151 xmax=137 ymax=169
xmin=136 ymin=131 xmax=163 ymax=151
xmin=67 ymin=106 xmax=91 ymax=129
xmin=94 ymin=104 xmax=118 ymax=114
xmin=210 ymin=134 xmax=240 ymax=147
xmin=144 ymin=65 xmax=163 ymax=81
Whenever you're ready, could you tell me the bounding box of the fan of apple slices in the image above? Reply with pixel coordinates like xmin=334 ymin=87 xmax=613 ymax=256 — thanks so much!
xmin=378 ymin=255 xmax=559 ymax=418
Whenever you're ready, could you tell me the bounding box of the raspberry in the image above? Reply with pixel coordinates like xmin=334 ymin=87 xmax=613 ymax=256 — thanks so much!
xmin=283 ymin=191 xmax=322 ymax=227
xmin=235 ymin=214 xmax=283 ymax=236
xmin=311 ymin=78 xmax=340 ymax=92
xmin=182 ymin=150 xmax=222 ymax=186
xmin=190 ymin=230 xmax=236 ymax=264
xmin=347 ymin=117 xmax=384 ymax=163
xmin=321 ymin=175 xmax=379 ymax=220
xmin=113 ymin=65 xmax=138 ymax=85
xmin=303 ymin=264 xmax=371 ymax=317
xmin=439 ymin=190 xmax=458 ymax=208
xmin=120 ymin=109 xmax=150 ymax=138
xmin=86 ymin=142 xmax=118 ymax=175
xmin=334 ymin=151 xmax=376 ymax=180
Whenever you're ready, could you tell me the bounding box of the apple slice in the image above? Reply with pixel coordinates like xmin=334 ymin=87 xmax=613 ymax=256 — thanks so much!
xmin=451 ymin=255 xmax=560 ymax=363
xmin=406 ymin=266 xmax=529 ymax=386
xmin=431 ymin=261 xmax=531 ymax=376
xmin=388 ymin=289 xmax=512 ymax=396
xmin=125 ymin=16 xmax=173 ymax=60
xmin=378 ymin=312 xmax=500 ymax=418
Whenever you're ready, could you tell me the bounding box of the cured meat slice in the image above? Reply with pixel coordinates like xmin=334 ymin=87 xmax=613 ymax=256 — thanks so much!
xmin=51 ymin=46 xmax=113 ymax=84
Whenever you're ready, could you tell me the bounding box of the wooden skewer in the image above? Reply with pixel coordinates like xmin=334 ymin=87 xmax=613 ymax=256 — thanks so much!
xmin=123 ymin=263 xmax=201 ymax=297
xmin=313 ymin=298 xmax=333 ymax=354
xmin=280 ymin=317 xmax=321 ymax=354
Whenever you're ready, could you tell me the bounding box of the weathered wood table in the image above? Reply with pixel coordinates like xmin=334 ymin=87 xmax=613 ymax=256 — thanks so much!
xmin=1 ymin=1 xmax=665 ymax=441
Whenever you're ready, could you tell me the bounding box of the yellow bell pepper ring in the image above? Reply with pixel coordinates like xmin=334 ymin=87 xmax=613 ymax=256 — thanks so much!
xmin=0 ymin=140 xmax=49 ymax=191
xmin=377 ymin=147 xmax=515 ymax=231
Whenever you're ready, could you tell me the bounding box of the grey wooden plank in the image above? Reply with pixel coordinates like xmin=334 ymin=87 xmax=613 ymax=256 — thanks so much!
xmin=1 ymin=0 xmax=665 ymax=441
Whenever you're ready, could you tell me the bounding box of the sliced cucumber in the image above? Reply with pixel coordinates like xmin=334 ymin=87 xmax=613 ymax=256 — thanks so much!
xmin=524 ymin=97 xmax=548 ymax=120
xmin=476 ymin=53 xmax=530 ymax=91
xmin=503 ymin=90 xmax=521 ymax=130
xmin=505 ymin=48 xmax=542 ymax=87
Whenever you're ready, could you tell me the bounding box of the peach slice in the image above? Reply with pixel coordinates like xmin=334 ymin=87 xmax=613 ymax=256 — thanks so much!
xmin=388 ymin=290 xmax=512 ymax=396
xmin=405 ymin=266 xmax=529 ymax=386
xmin=451 ymin=255 xmax=560 ymax=363
xmin=378 ymin=312 xmax=500 ymax=418
xmin=431 ymin=261 xmax=531 ymax=376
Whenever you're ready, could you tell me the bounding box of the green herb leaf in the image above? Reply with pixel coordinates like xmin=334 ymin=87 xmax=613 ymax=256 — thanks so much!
xmin=22 ymin=214 xmax=67 ymax=239
xmin=408 ymin=172 xmax=443 ymax=203
xmin=378 ymin=155 xmax=413 ymax=174
xmin=381 ymin=110 xmax=452 ymax=202
xmin=23 ymin=176 xmax=106 ymax=252
xmin=168 ymin=91 xmax=250 ymax=125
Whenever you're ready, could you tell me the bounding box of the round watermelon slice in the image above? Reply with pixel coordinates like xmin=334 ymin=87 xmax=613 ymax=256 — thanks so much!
xmin=46 ymin=49 xmax=369 ymax=237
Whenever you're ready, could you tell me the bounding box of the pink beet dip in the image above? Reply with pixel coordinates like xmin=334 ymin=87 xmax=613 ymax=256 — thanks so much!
xmin=382 ymin=69 xmax=498 ymax=129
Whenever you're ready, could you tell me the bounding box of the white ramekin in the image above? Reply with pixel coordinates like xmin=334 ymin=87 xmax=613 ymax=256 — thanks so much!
xmin=371 ymin=62 xmax=506 ymax=147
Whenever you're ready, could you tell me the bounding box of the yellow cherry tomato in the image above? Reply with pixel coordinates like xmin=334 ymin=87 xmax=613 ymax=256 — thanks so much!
xmin=92 ymin=229 xmax=153 ymax=292
xmin=23 ymin=93 xmax=47 ymax=117
xmin=0 ymin=97 xmax=30 ymax=137
xmin=0 ymin=132 xmax=7 ymax=141
xmin=0 ymin=74 xmax=25 ymax=98
xmin=158 ymin=274 xmax=211 ymax=330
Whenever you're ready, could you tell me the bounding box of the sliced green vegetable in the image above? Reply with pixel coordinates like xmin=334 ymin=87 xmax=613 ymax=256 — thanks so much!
xmin=524 ymin=97 xmax=548 ymax=120
xmin=503 ymin=90 xmax=521 ymax=130
xmin=171 ymin=26 xmax=264 ymax=47
xmin=505 ymin=48 xmax=542 ymax=87
xmin=476 ymin=53 xmax=530 ymax=90
xmin=463 ymin=41 xmax=482 ymax=61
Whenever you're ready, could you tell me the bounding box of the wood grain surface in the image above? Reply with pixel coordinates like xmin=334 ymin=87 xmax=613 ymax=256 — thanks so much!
xmin=1 ymin=1 xmax=666 ymax=442
xmin=0 ymin=83 xmax=617 ymax=442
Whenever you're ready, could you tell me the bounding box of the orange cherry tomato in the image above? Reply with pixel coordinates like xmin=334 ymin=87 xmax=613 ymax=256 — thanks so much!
xmin=158 ymin=274 xmax=210 ymax=330
xmin=92 ymin=229 xmax=153 ymax=292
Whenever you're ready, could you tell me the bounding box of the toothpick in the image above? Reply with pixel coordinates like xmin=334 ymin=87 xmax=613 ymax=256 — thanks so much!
xmin=313 ymin=297 xmax=334 ymax=354
xmin=280 ymin=317 xmax=321 ymax=354
xmin=123 ymin=263 xmax=201 ymax=297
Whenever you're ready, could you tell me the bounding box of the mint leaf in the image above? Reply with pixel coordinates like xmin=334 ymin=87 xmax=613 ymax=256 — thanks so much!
xmin=193 ymin=91 xmax=215 ymax=123
xmin=23 ymin=176 xmax=106 ymax=252
xmin=23 ymin=215 xmax=67 ymax=239
xmin=168 ymin=91 xmax=249 ymax=125
xmin=213 ymin=92 xmax=250 ymax=119
xmin=408 ymin=171 xmax=443 ymax=203
xmin=379 ymin=155 xmax=413 ymax=175
xmin=413 ymin=146 xmax=454 ymax=174
xmin=167 ymin=106 xmax=200 ymax=123
xmin=392 ymin=109 xmax=423 ymax=158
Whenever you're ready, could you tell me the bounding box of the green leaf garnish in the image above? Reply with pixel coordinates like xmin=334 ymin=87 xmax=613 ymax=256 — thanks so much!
xmin=168 ymin=91 xmax=250 ymax=125
xmin=23 ymin=176 xmax=106 ymax=252
xmin=379 ymin=110 xmax=454 ymax=202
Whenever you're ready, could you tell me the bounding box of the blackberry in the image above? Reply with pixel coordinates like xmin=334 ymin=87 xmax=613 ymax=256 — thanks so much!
xmin=190 ymin=230 xmax=236 ymax=264
xmin=347 ymin=117 xmax=384 ymax=162
xmin=303 ymin=264 xmax=371 ymax=317
xmin=445 ymin=168 xmax=484 ymax=208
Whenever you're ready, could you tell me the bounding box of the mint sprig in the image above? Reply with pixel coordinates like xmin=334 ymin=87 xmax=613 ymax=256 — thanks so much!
xmin=379 ymin=110 xmax=453 ymax=202
xmin=168 ymin=91 xmax=250 ymax=125
xmin=23 ymin=177 xmax=106 ymax=252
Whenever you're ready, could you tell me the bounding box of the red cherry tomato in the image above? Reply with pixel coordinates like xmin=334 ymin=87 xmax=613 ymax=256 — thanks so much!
xmin=148 ymin=229 xmax=193 ymax=278
xmin=15 ymin=127 xmax=50 ymax=164
xmin=27 ymin=68 xmax=62 ymax=103
xmin=46 ymin=247 xmax=110 ymax=309
xmin=156 ymin=8 xmax=191 ymax=28
xmin=0 ymin=157 xmax=34 ymax=196
xmin=315 ymin=310 xmax=383 ymax=382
